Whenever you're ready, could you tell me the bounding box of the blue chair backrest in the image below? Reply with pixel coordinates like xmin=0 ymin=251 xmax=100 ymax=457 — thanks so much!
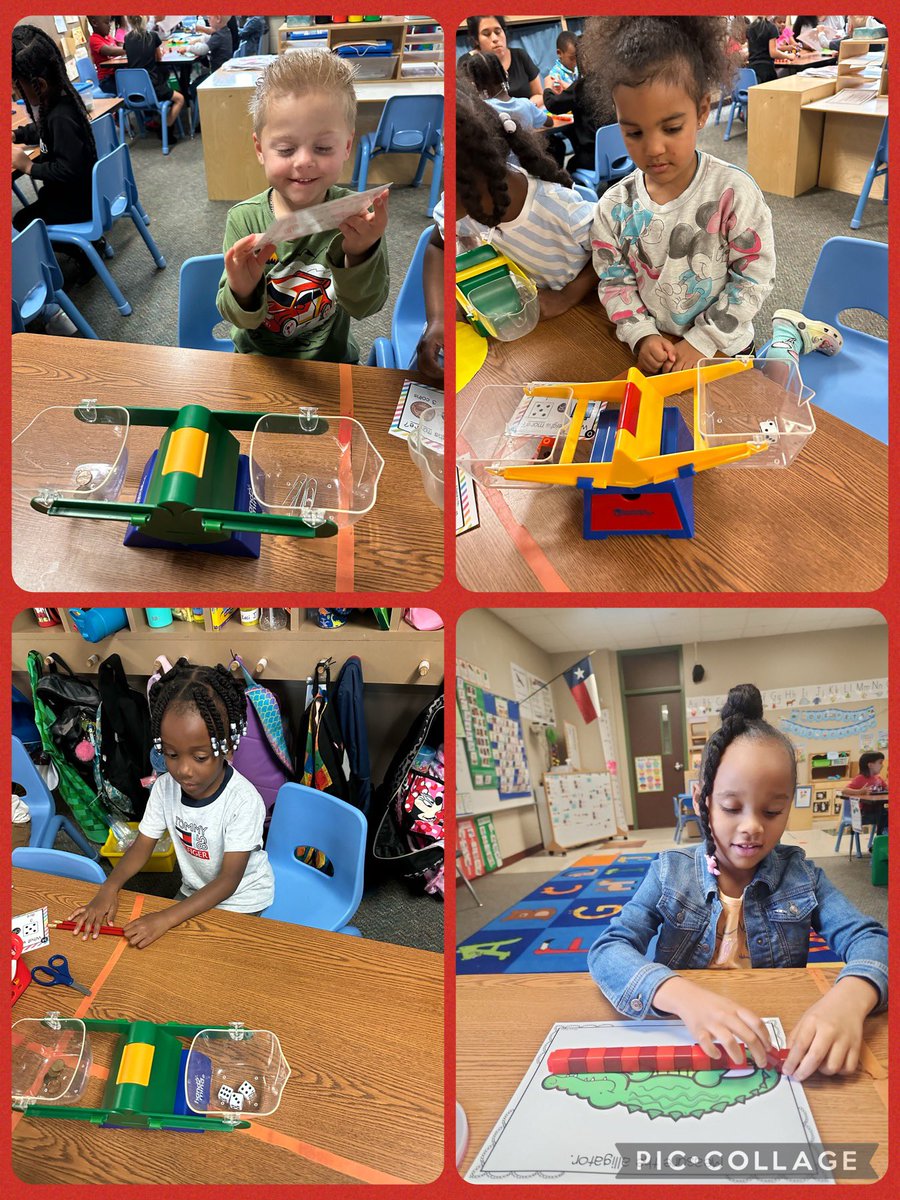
xmin=374 ymin=94 xmax=443 ymax=153
xmin=595 ymin=123 xmax=633 ymax=181
xmin=76 ymin=56 xmax=100 ymax=88
xmin=12 ymin=845 xmax=107 ymax=884
xmin=92 ymin=112 xmax=119 ymax=159
xmin=573 ymin=182 xmax=599 ymax=204
xmin=875 ymin=117 xmax=888 ymax=164
xmin=266 ymin=783 xmax=366 ymax=921
xmin=802 ymin=237 xmax=888 ymax=331
xmin=92 ymin=143 xmax=135 ymax=233
xmin=735 ymin=67 xmax=758 ymax=95
xmin=12 ymin=735 xmax=54 ymax=825
xmin=390 ymin=225 xmax=433 ymax=369
xmin=12 ymin=219 xmax=63 ymax=323
xmin=178 ymin=255 xmax=234 ymax=352
xmin=116 ymin=68 xmax=161 ymax=111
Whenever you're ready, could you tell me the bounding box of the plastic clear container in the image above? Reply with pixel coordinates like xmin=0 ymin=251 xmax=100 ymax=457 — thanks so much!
xmin=696 ymin=356 xmax=816 ymax=468
xmin=186 ymin=1026 xmax=290 ymax=1119
xmin=249 ymin=409 xmax=384 ymax=529
xmin=408 ymin=403 xmax=444 ymax=509
xmin=12 ymin=1015 xmax=92 ymax=1108
xmin=458 ymin=384 xmax=604 ymax=488
xmin=12 ymin=403 xmax=130 ymax=508
xmin=349 ymin=54 xmax=399 ymax=79
xmin=465 ymin=273 xmax=539 ymax=342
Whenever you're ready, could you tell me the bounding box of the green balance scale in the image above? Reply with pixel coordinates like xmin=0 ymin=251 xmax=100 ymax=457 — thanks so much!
xmin=12 ymin=402 xmax=384 ymax=560
xmin=12 ymin=1014 xmax=290 ymax=1131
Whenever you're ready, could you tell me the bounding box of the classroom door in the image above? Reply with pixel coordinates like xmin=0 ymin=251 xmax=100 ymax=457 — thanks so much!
xmin=620 ymin=649 xmax=686 ymax=829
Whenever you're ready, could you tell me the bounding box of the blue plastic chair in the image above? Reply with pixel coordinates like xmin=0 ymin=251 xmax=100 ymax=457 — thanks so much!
xmin=851 ymin=118 xmax=887 ymax=229
xmin=724 ymin=68 xmax=758 ymax=141
xmin=672 ymin=793 xmax=701 ymax=843
xmin=12 ymin=737 xmax=100 ymax=860
xmin=352 ymin=95 xmax=443 ymax=214
xmin=76 ymin=55 xmax=106 ymax=100
xmin=367 ymin=225 xmax=432 ymax=369
xmin=572 ymin=124 xmax=634 ymax=194
xmin=13 ymin=845 xmax=107 ymax=884
xmin=92 ymin=115 xmax=150 ymax=228
xmin=573 ymin=181 xmax=599 ymax=204
xmin=12 ymin=219 xmax=98 ymax=339
xmin=45 ymin=143 xmax=166 ymax=317
xmin=115 ymin=68 xmax=184 ymax=156
xmin=798 ymin=237 xmax=887 ymax=443
xmin=261 ymin=783 xmax=366 ymax=935
xmin=178 ymin=255 xmax=234 ymax=352
xmin=833 ymin=796 xmax=876 ymax=858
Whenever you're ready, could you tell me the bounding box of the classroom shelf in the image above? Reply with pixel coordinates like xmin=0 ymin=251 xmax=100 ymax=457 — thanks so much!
xmin=12 ymin=607 xmax=444 ymax=686
xmin=276 ymin=18 xmax=444 ymax=83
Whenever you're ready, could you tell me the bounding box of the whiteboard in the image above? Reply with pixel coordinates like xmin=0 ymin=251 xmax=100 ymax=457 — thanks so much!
xmin=543 ymin=772 xmax=616 ymax=849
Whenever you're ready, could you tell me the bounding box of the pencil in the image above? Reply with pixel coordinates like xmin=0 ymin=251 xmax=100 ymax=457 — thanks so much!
xmin=51 ymin=920 xmax=126 ymax=937
xmin=547 ymin=1044 xmax=790 ymax=1074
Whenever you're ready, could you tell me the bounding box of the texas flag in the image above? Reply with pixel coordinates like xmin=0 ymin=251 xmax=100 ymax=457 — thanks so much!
xmin=564 ymin=657 xmax=601 ymax=724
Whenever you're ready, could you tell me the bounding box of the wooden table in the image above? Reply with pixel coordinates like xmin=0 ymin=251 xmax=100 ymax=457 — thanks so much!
xmin=12 ymin=336 xmax=443 ymax=592
xmin=12 ymin=98 xmax=124 ymax=170
xmin=456 ymin=299 xmax=887 ymax=593
xmin=457 ymin=969 xmax=888 ymax=1182
xmin=12 ymin=869 xmax=442 ymax=1185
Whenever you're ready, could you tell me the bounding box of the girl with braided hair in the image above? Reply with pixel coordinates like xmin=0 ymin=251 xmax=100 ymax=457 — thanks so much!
xmin=12 ymin=25 xmax=97 ymax=232
xmin=458 ymin=50 xmax=553 ymax=133
xmin=438 ymin=79 xmax=598 ymax=321
xmin=588 ymin=683 xmax=887 ymax=1084
xmin=70 ymin=659 xmax=274 ymax=948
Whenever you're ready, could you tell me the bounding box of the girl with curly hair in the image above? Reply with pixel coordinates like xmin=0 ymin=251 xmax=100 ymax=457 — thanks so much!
xmin=582 ymin=16 xmax=776 ymax=375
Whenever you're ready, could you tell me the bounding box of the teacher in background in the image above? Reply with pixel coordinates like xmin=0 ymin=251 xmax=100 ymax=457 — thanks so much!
xmin=464 ymin=15 xmax=545 ymax=108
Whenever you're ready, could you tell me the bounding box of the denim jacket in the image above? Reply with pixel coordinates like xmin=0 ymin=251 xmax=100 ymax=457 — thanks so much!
xmin=587 ymin=843 xmax=888 ymax=1019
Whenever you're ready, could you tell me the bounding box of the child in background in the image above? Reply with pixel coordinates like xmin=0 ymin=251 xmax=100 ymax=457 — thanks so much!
xmin=545 ymin=29 xmax=579 ymax=92
xmin=112 ymin=16 xmax=129 ymax=45
xmin=845 ymin=751 xmax=888 ymax=837
xmin=123 ymin=15 xmax=185 ymax=141
xmin=445 ymin=81 xmax=597 ymax=321
xmin=458 ymin=50 xmax=553 ymax=132
xmin=217 ymin=52 xmax=389 ymax=362
xmin=747 ymin=15 xmax=798 ymax=83
xmin=87 ymin=16 xmax=123 ymax=95
xmin=583 ymin=16 xmax=775 ymax=375
xmin=69 ymin=660 xmax=274 ymax=948
xmin=417 ymin=226 xmax=444 ymax=381
xmin=589 ymin=684 xmax=887 ymax=1084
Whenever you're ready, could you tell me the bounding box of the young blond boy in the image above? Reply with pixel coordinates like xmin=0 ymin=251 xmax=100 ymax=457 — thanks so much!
xmin=216 ymin=51 xmax=389 ymax=362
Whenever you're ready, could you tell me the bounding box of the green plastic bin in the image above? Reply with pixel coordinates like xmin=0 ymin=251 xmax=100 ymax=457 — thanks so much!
xmin=870 ymin=834 xmax=888 ymax=887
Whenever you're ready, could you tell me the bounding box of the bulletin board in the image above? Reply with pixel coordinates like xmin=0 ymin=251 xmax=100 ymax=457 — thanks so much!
xmin=456 ymin=679 xmax=498 ymax=790
xmin=483 ymin=693 xmax=532 ymax=800
xmin=540 ymin=772 xmax=617 ymax=853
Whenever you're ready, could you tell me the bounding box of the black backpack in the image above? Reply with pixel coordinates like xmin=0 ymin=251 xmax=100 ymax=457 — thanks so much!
xmin=296 ymin=661 xmax=351 ymax=805
xmin=370 ymin=689 xmax=444 ymax=892
xmin=34 ymin=653 xmax=101 ymax=788
xmin=93 ymin=653 xmax=152 ymax=821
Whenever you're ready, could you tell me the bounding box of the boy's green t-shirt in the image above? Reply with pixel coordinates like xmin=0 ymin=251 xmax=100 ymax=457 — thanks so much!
xmin=217 ymin=186 xmax=389 ymax=362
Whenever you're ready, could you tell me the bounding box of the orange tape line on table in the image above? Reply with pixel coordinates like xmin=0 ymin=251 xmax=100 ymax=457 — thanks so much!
xmin=477 ymin=483 xmax=571 ymax=592
xmin=11 ymin=894 xmax=145 ymax=1133
xmin=239 ymin=1121 xmax=411 ymax=1185
xmin=335 ymin=361 xmax=355 ymax=592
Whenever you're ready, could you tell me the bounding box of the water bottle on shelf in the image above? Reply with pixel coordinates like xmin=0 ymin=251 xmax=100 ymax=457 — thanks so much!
xmin=259 ymin=608 xmax=288 ymax=631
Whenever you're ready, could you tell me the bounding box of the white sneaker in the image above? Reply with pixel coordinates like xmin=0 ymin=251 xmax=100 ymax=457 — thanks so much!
xmin=43 ymin=306 xmax=78 ymax=337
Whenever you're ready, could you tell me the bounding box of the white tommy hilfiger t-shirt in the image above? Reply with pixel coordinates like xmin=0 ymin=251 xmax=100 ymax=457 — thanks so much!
xmin=139 ymin=764 xmax=274 ymax=913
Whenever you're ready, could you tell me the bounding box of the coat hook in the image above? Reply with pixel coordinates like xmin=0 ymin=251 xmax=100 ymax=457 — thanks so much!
xmin=255 ymin=657 xmax=268 ymax=677
xmin=417 ymin=659 xmax=430 ymax=677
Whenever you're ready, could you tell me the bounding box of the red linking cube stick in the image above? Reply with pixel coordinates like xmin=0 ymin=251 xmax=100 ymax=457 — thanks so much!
xmin=547 ymin=1044 xmax=790 ymax=1075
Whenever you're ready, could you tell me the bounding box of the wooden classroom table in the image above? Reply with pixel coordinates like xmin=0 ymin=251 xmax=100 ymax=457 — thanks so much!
xmin=12 ymin=869 xmax=442 ymax=1185
xmin=456 ymin=299 xmax=887 ymax=593
xmin=747 ymin=74 xmax=835 ymax=196
xmin=457 ymin=968 xmax=888 ymax=1182
xmin=12 ymin=336 xmax=443 ymax=592
xmin=804 ymin=92 xmax=888 ymax=197
xmin=197 ymin=65 xmax=442 ymax=201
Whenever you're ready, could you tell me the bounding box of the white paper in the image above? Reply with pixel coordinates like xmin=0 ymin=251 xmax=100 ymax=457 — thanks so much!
xmin=467 ymin=1019 xmax=827 ymax=1185
xmin=253 ymin=184 xmax=391 ymax=248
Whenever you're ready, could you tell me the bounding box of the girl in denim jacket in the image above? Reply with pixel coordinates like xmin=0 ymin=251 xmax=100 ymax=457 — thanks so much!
xmin=588 ymin=684 xmax=887 ymax=1083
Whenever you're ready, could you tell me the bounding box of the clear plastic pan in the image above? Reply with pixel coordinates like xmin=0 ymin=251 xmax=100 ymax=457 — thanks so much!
xmin=249 ymin=410 xmax=384 ymax=528
xmin=696 ymin=356 xmax=816 ymax=468
xmin=186 ymin=1027 xmax=290 ymax=1119
xmin=408 ymin=403 xmax=444 ymax=509
xmin=458 ymin=384 xmax=603 ymax=488
xmin=12 ymin=404 xmax=130 ymax=506
xmin=465 ymin=274 xmax=540 ymax=342
xmin=12 ymin=1015 xmax=92 ymax=1108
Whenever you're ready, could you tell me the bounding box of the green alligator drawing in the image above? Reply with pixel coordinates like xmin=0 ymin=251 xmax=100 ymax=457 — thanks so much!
xmin=542 ymin=1066 xmax=781 ymax=1121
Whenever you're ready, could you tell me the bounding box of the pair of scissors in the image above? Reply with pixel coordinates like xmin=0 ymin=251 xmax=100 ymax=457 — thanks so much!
xmin=30 ymin=954 xmax=92 ymax=996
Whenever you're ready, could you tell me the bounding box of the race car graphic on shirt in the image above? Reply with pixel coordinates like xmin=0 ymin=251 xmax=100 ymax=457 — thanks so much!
xmin=263 ymin=261 xmax=336 ymax=338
